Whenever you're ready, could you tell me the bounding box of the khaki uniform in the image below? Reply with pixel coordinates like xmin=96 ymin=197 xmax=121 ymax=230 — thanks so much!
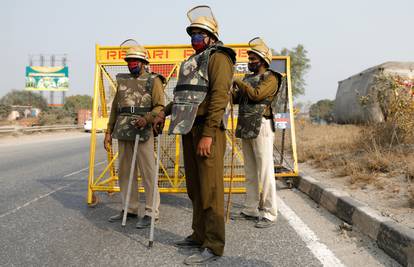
xmin=166 ymin=50 xmax=234 ymax=256
xmin=107 ymin=71 xmax=165 ymax=217
xmin=233 ymin=72 xmax=279 ymax=221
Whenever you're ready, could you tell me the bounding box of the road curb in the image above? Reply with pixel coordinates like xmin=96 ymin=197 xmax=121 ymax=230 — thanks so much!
xmin=295 ymin=173 xmax=414 ymax=267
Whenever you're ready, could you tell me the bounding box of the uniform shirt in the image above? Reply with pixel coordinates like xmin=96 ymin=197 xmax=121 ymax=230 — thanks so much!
xmin=233 ymin=72 xmax=278 ymax=117
xmin=166 ymin=50 xmax=234 ymax=137
xmin=107 ymin=74 xmax=165 ymax=134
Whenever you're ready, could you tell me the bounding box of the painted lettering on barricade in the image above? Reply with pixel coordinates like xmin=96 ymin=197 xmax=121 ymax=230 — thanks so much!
xmin=98 ymin=45 xmax=250 ymax=64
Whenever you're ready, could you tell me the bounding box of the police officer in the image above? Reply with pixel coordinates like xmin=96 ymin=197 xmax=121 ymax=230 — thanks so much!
xmin=232 ymin=37 xmax=281 ymax=228
xmin=154 ymin=5 xmax=235 ymax=265
xmin=104 ymin=43 xmax=165 ymax=229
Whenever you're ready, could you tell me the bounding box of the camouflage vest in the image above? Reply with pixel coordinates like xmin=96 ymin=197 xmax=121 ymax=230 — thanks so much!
xmin=235 ymin=71 xmax=276 ymax=139
xmin=112 ymin=72 xmax=160 ymax=141
xmin=168 ymin=44 xmax=236 ymax=135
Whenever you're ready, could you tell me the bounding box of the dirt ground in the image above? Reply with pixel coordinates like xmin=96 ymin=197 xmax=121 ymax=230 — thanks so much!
xmin=300 ymin=162 xmax=414 ymax=229
xmin=295 ymin=122 xmax=414 ymax=230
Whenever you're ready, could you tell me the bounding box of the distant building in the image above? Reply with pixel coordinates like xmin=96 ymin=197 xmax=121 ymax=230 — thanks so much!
xmin=7 ymin=111 xmax=20 ymax=121
xmin=6 ymin=105 xmax=42 ymax=121
xmin=333 ymin=62 xmax=414 ymax=124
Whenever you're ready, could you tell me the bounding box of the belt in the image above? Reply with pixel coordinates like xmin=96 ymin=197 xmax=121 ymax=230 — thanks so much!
xmin=118 ymin=107 xmax=151 ymax=115
xmin=263 ymin=115 xmax=272 ymax=120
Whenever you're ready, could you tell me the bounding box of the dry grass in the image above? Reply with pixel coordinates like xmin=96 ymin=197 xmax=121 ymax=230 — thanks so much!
xmin=406 ymin=161 xmax=414 ymax=181
xmin=406 ymin=160 xmax=414 ymax=205
xmin=350 ymin=172 xmax=375 ymax=185
xmin=296 ymin=121 xmax=414 ymax=201
xmin=409 ymin=185 xmax=414 ymax=205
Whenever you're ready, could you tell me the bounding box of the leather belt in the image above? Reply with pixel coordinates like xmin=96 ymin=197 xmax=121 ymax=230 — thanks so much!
xmin=118 ymin=107 xmax=151 ymax=115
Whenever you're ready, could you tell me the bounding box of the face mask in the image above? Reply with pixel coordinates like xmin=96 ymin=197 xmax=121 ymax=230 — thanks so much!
xmin=128 ymin=61 xmax=141 ymax=75
xmin=191 ymin=33 xmax=208 ymax=53
xmin=248 ymin=61 xmax=262 ymax=73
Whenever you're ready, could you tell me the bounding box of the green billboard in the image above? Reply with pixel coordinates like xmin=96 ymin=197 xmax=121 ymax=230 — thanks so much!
xmin=25 ymin=66 xmax=69 ymax=91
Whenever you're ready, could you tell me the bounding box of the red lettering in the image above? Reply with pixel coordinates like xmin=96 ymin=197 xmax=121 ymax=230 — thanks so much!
xmin=165 ymin=50 xmax=169 ymax=59
xmin=147 ymin=50 xmax=152 ymax=59
xmin=119 ymin=50 xmax=126 ymax=59
xmin=238 ymin=49 xmax=248 ymax=58
xmin=107 ymin=51 xmax=117 ymax=60
xmin=153 ymin=50 xmax=163 ymax=59
xmin=183 ymin=49 xmax=194 ymax=58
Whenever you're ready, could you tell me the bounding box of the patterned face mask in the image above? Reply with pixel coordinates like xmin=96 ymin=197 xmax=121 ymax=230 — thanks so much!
xmin=191 ymin=33 xmax=208 ymax=53
xmin=127 ymin=61 xmax=142 ymax=75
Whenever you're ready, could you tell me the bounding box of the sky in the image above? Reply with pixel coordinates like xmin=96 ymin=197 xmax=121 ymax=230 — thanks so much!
xmin=1 ymin=0 xmax=413 ymax=104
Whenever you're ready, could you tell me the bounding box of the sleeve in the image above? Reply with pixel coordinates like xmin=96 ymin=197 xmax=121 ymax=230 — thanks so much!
xmin=144 ymin=76 xmax=166 ymax=123
xmin=106 ymin=90 xmax=119 ymax=134
xmin=164 ymin=101 xmax=173 ymax=117
xmin=202 ymin=51 xmax=234 ymax=137
xmin=234 ymin=73 xmax=278 ymax=102
xmin=231 ymin=83 xmax=241 ymax=105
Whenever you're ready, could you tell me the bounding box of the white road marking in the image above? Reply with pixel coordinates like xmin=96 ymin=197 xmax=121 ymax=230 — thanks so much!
xmin=0 ymin=183 xmax=75 ymax=219
xmin=277 ymin=196 xmax=346 ymax=267
xmin=63 ymin=162 xmax=105 ymax=177
xmin=0 ymin=161 xmax=105 ymax=219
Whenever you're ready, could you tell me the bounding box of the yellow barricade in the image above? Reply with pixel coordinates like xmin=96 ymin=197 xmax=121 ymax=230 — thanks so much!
xmin=87 ymin=44 xmax=298 ymax=205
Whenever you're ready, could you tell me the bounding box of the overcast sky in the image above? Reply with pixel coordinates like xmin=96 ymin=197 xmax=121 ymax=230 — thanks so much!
xmin=1 ymin=0 xmax=413 ymax=103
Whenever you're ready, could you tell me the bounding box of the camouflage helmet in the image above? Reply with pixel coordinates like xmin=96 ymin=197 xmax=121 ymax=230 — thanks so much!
xmin=186 ymin=5 xmax=219 ymax=40
xmin=120 ymin=39 xmax=149 ymax=63
xmin=247 ymin=37 xmax=272 ymax=66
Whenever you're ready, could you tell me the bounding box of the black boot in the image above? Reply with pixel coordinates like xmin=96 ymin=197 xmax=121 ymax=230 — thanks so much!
xmin=136 ymin=215 xmax=158 ymax=229
xmin=108 ymin=211 xmax=137 ymax=222
xmin=174 ymin=235 xmax=201 ymax=248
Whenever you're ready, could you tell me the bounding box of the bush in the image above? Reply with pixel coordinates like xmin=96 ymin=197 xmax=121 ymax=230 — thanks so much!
xmin=0 ymin=104 xmax=12 ymax=119
xmin=0 ymin=90 xmax=48 ymax=110
xmin=38 ymin=108 xmax=74 ymax=125
xmin=309 ymin=99 xmax=334 ymax=123
xmin=64 ymin=95 xmax=92 ymax=116
xmin=359 ymin=74 xmax=414 ymax=147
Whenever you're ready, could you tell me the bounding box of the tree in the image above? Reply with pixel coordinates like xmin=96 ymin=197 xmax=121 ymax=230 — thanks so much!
xmin=309 ymin=99 xmax=334 ymax=123
xmin=0 ymin=104 xmax=12 ymax=119
xmin=63 ymin=95 xmax=92 ymax=115
xmin=273 ymin=44 xmax=311 ymax=98
xmin=0 ymin=90 xmax=48 ymax=110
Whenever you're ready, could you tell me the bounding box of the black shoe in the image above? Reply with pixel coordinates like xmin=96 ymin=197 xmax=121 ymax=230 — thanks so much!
xmin=231 ymin=212 xmax=259 ymax=221
xmin=136 ymin=215 xmax=158 ymax=229
xmin=184 ymin=248 xmax=219 ymax=265
xmin=174 ymin=236 xmax=201 ymax=248
xmin=255 ymin=217 xmax=276 ymax=228
xmin=108 ymin=211 xmax=137 ymax=222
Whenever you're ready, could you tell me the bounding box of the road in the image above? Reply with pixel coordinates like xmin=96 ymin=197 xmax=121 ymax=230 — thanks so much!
xmin=0 ymin=132 xmax=400 ymax=266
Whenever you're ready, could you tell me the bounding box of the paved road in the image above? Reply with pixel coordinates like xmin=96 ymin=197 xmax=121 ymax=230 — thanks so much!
xmin=0 ymin=132 xmax=401 ymax=266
